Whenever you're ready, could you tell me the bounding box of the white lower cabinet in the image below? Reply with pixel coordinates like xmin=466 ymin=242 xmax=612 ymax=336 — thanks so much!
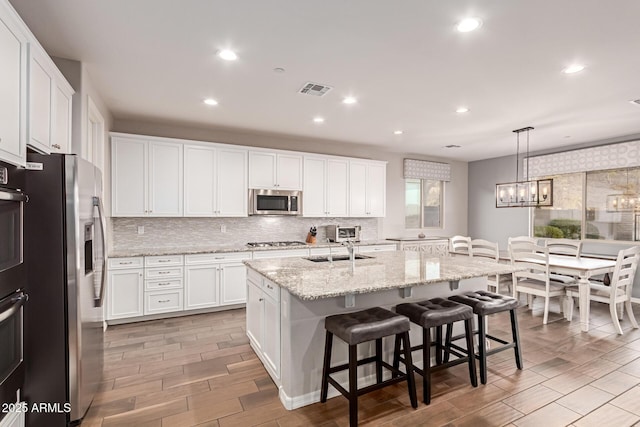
xmin=246 ymin=270 xmax=280 ymax=379
xmin=107 ymin=258 xmax=144 ymax=320
xmin=144 ymin=289 xmax=183 ymax=315
xmin=184 ymin=264 xmax=219 ymax=310
xmin=220 ymin=262 xmax=248 ymax=305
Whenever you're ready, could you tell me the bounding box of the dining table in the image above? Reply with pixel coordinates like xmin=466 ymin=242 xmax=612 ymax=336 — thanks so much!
xmin=450 ymin=249 xmax=618 ymax=332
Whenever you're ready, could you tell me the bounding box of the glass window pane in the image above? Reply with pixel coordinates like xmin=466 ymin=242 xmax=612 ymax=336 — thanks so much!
xmin=586 ymin=168 xmax=640 ymax=241
xmin=405 ymin=179 xmax=421 ymax=228
xmin=533 ymin=173 xmax=583 ymax=239
xmin=422 ymin=180 xmax=441 ymax=228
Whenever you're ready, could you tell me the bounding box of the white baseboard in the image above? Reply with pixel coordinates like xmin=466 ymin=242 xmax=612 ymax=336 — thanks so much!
xmin=279 ymin=374 xmax=379 ymax=410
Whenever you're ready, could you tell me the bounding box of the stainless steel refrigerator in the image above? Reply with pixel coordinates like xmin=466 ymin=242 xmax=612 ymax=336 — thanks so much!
xmin=23 ymin=153 xmax=106 ymax=426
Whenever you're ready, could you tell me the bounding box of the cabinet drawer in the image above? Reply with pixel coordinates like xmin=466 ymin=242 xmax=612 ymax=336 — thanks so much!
xmin=357 ymin=244 xmax=397 ymax=253
xmin=145 ymin=278 xmax=183 ymax=291
xmin=144 ymin=290 xmax=183 ymax=315
xmin=145 ymin=266 xmax=183 ymax=279
xmin=145 ymin=255 xmax=184 ymax=267
xmin=252 ymin=248 xmax=309 ymax=259
xmin=263 ymin=279 xmax=280 ymax=302
xmin=247 ymin=269 xmax=263 ymax=287
xmin=185 ymin=252 xmax=251 ymax=265
xmin=108 ymin=257 xmax=144 ymax=269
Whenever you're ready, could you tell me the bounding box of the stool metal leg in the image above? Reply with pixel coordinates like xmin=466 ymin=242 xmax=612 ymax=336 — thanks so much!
xmin=392 ymin=333 xmax=401 ymax=378
xmin=375 ymin=338 xmax=383 ymax=383
xmin=464 ymin=318 xmax=478 ymax=387
xmin=423 ymin=327 xmax=431 ymax=404
xmin=435 ymin=325 xmax=443 ymax=364
xmin=320 ymin=331 xmax=333 ymax=403
xmin=510 ymin=309 xmax=523 ymax=370
xmin=477 ymin=315 xmax=488 ymax=385
xmin=348 ymin=344 xmax=358 ymax=427
xmin=401 ymin=332 xmax=418 ymax=408
xmin=443 ymin=323 xmax=453 ymax=363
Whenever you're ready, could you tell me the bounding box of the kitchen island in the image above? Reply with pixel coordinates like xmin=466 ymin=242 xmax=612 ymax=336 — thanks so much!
xmin=244 ymin=251 xmax=519 ymax=410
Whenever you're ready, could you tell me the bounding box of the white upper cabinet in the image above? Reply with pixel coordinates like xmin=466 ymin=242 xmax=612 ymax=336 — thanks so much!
xmin=111 ymin=136 xmax=183 ymax=217
xmin=0 ymin=2 xmax=27 ymax=166
xmin=303 ymin=156 xmax=349 ymax=217
xmin=27 ymin=43 xmax=74 ymax=155
xmin=249 ymin=151 xmax=302 ymax=190
xmin=349 ymin=160 xmax=386 ymax=217
xmin=184 ymin=144 xmax=247 ymax=217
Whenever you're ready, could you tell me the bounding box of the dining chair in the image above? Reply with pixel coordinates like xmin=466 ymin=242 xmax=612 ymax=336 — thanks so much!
xmin=508 ymin=236 xmax=539 ymax=246
xmin=546 ymin=239 xmax=582 ymax=285
xmin=509 ymin=242 xmax=567 ymax=325
xmin=450 ymin=235 xmax=471 ymax=254
xmin=469 ymin=239 xmax=512 ymax=294
xmin=566 ymin=246 xmax=640 ymax=335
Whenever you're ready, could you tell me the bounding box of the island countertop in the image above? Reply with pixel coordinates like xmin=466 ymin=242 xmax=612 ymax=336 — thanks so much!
xmin=244 ymin=251 xmax=519 ymax=300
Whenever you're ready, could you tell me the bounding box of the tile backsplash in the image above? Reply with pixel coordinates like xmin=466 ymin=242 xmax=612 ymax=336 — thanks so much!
xmin=110 ymin=217 xmax=379 ymax=251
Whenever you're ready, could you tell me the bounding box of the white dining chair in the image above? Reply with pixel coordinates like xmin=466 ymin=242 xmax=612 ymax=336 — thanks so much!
xmin=469 ymin=239 xmax=512 ymax=294
xmin=450 ymin=235 xmax=471 ymax=254
xmin=566 ymin=246 xmax=640 ymax=335
xmin=509 ymin=242 xmax=567 ymax=325
xmin=508 ymin=236 xmax=539 ymax=246
xmin=546 ymin=239 xmax=582 ymax=285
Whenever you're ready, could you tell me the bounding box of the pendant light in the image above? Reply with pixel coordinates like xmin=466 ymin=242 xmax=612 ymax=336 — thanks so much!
xmin=495 ymin=126 xmax=553 ymax=208
xmin=606 ymin=168 xmax=640 ymax=212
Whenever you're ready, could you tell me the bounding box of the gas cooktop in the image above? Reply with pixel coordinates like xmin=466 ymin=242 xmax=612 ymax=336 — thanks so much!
xmin=246 ymin=241 xmax=308 ymax=248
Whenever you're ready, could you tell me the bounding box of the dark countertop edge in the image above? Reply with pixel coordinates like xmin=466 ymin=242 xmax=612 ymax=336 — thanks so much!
xmin=108 ymin=240 xmax=396 ymax=258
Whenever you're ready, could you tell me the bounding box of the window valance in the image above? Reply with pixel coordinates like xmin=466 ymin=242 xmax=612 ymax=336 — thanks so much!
xmin=525 ymin=140 xmax=640 ymax=178
xmin=403 ymin=159 xmax=451 ymax=181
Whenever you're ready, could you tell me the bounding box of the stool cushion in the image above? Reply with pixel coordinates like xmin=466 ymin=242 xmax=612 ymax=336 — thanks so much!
xmin=396 ymin=298 xmax=473 ymax=328
xmin=325 ymin=307 xmax=410 ymax=345
xmin=449 ymin=291 xmax=518 ymax=316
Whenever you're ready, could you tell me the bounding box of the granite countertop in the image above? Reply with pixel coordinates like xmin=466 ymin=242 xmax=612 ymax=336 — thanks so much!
xmin=108 ymin=240 xmax=395 ymax=258
xmin=244 ymin=251 xmax=520 ymax=301
xmin=386 ymin=237 xmax=449 ymax=242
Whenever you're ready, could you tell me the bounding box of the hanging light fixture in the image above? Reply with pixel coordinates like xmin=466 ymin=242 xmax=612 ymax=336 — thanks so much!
xmin=606 ymin=168 xmax=640 ymax=212
xmin=495 ymin=126 xmax=553 ymax=208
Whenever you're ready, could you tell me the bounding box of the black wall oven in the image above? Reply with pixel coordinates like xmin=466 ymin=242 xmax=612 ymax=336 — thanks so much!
xmin=0 ymin=161 xmax=28 ymax=418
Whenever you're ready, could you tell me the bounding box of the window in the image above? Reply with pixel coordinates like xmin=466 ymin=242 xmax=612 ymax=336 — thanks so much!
xmin=532 ymin=167 xmax=640 ymax=242
xmin=405 ymin=179 xmax=443 ymax=229
xmin=533 ymin=173 xmax=583 ymax=239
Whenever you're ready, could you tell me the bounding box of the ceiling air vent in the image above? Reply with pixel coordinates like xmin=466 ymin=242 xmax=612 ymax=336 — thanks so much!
xmin=298 ymin=82 xmax=333 ymax=97
xmin=630 ymin=99 xmax=640 ymax=106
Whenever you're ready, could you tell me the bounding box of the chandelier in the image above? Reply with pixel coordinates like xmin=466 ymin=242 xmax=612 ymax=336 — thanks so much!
xmin=606 ymin=169 xmax=640 ymax=212
xmin=495 ymin=126 xmax=553 ymax=208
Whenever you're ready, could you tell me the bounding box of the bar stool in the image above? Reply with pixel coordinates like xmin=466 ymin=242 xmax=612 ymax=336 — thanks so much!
xmin=448 ymin=290 xmax=523 ymax=384
xmin=394 ymin=298 xmax=477 ymax=404
xmin=320 ymin=307 xmax=418 ymax=426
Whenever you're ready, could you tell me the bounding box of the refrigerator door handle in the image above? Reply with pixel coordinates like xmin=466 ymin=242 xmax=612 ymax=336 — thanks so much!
xmin=93 ymin=196 xmax=107 ymax=308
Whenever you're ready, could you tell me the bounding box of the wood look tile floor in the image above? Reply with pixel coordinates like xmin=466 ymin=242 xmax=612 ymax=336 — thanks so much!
xmin=82 ymin=301 xmax=640 ymax=426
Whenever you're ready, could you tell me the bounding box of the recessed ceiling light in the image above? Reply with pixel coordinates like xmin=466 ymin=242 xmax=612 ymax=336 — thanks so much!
xmin=563 ymin=64 xmax=585 ymax=74
xmin=273 ymin=67 xmax=286 ymax=73
xmin=342 ymin=96 xmax=357 ymax=105
xmin=457 ymin=18 xmax=482 ymax=33
xmin=629 ymin=99 xmax=640 ymax=106
xmin=217 ymin=49 xmax=238 ymax=61
xmin=313 ymin=117 xmax=325 ymax=123
xmin=456 ymin=107 xmax=470 ymax=113
xmin=203 ymin=98 xmax=218 ymax=106
xmin=393 ymin=130 xmax=403 ymax=135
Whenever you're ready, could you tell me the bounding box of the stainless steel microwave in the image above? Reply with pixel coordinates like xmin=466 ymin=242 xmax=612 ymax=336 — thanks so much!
xmin=249 ymin=189 xmax=302 ymax=215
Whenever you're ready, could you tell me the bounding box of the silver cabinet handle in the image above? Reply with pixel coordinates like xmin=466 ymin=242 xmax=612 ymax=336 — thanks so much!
xmin=266 ymin=284 xmax=273 ymax=290
xmin=157 ymin=282 xmax=171 ymax=286
xmin=158 ymin=299 xmax=170 ymax=303
xmin=121 ymin=261 xmax=133 ymax=265
xmin=158 ymin=259 xmax=171 ymax=263
xmin=52 ymin=144 xmax=61 ymax=149
xmin=158 ymin=271 xmax=171 ymax=275
xmin=259 ymin=298 xmax=264 ymax=302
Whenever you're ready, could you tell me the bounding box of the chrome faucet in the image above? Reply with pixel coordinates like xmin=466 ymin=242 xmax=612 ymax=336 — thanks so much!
xmin=326 ymin=238 xmax=333 ymax=265
xmin=342 ymin=240 xmax=355 ymax=262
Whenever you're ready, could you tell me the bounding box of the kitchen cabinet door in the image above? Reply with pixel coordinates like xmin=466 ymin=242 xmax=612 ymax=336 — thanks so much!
xmin=107 ymin=269 xmax=144 ymax=320
xmin=184 ymin=264 xmax=219 ymax=310
xmin=148 ymin=141 xmax=183 ymax=216
xmin=246 ymin=279 xmax=263 ymax=350
xmin=51 ymin=83 xmax=72 ymax=153
xmin=349 ymin=161 xmax=368 ymax=217
xmin=249 ymin=151 xmax=276 ymax=189
xmin=303 ymin=157 xmax=327 ymax=217
xmin=367 ymin=162 xmax=386 ymax=217
xmin=220 ymin=262 xmax=247 ymax=305
xmin=184 ymin=145 xmax=216 ymax=216
xmin=28 ymin=49 xmax=52 ymax=153
xmin=262 ymin=291 xmax=281 ymax=378
xmin=111 ymin=137 xmax=147 ymax=216
xmin=276 ymin=153 xmax=302 ymax=190
xmin=326 ymin=159 xmax=349 ymax=217
xmin=217 ymin=148 xmax=247 ymax=216
xmin=0 ymin=5 xmax=27 ymax=167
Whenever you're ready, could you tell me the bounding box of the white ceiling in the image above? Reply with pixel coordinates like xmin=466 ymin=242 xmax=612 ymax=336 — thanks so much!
xmin=10 ymin=0 xmax=640 ymax=161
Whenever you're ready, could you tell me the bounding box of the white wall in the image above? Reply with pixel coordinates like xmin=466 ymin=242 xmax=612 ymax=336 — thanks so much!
xmin=113 ymin=119 xmax=468 ymax=239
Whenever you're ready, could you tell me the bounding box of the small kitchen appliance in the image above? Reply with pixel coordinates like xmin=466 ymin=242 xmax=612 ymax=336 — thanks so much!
xmin=326 ymin=225 xmax=361 ymax=242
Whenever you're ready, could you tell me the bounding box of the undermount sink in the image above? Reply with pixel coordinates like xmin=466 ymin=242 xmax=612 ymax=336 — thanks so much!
xmin=304 ymin=254 xmax=374 ymax=263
